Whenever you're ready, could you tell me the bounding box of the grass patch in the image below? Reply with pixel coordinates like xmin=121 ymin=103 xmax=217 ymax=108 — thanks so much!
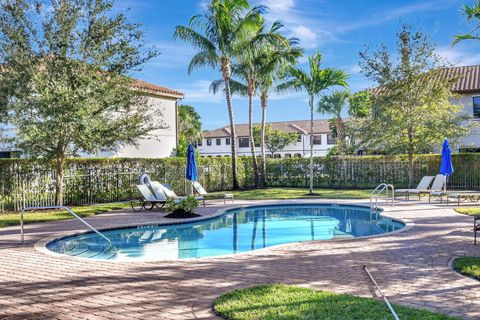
xmin=214 ymin=284 xmax=459 ymax=320
xmin=454 ymin=207 xmax=480 ymax=217
xmin=0 ymin=202 xmax=131 ymax=228
xmin=453 ymin=257 xmax=480 ymax=281
xmin=209 ymin=188 xmax=370 ymax=201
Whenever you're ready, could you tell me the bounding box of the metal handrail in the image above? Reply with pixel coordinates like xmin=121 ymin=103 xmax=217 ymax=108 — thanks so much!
xmin=370 ymin=183 xmax=395 ymax=212
xmin=20 ymin=205 xmax=111 ymax=246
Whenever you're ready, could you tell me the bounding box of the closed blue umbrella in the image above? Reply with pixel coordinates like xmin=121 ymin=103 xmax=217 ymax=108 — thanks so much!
xmin=440 ymin=139 xmax=454 ymax=192
xmin=186 ymin=144 xmax=198 ymax=181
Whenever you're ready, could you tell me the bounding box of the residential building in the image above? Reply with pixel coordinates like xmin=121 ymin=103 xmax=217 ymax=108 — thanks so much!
xmin=439 ymin=65 xmax=480 ymax=152
xmin=198 ymin=119 xmax=336 ymax=158
xmin=109 ymin=80 xmax=184 ymax=158
xmin=0 ymin=80 xmax=184 ymax=159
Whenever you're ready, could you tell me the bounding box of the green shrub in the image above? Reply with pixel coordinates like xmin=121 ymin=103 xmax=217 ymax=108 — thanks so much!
xmin=166 ymin=196 xmax=198 ymax=213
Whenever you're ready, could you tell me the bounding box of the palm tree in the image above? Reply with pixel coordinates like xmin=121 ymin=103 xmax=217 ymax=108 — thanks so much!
xmin=256 ymin=40 xmax=303 ymax=186
xmin=278 ymin=52 xmax=348 ymax=194
xmin=453 ymin=1 xmax=480 ymax=44
xmin=210 ymin=21 xmax=300 ymax=188
xmin=317 ymin=90 xmax=350 ymax=154
xmin=174 ymin=0 xmax=263 ymax=190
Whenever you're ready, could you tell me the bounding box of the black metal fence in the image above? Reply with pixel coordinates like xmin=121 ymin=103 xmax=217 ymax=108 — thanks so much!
xmin=0 ymin=153 xmax=479 ymax=212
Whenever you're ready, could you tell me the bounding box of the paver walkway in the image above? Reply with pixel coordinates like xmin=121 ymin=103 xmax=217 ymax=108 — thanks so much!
xmin=0 ymin=199 xmax=479 ymax=320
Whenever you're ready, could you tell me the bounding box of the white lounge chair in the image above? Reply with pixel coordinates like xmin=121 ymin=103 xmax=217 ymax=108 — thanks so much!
xmin=191 ymin=181 xmax=234 ymax=204
xmin=431 ymin=190 xmax=480 ymax=205
xmin=151 ymin=181 xmax=206 ymax=207
xmin=131 ymin=184 xmax=167 ymax=212
xmin=395 ymin=176 xmax=434 ymax=200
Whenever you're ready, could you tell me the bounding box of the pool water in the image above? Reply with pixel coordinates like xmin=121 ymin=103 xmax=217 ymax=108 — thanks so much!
xmin=46 ymin=204 xmax=404 ymax=261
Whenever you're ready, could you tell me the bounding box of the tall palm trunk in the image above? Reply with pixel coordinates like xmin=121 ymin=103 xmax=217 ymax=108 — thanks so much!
xmin=222 ymin=61 xmax=239 ymax=190
xmin=247 ymin=90 xmax=259 ymax=187
xmin=309 ymin=95 xmax=314 ymax=194
xmin=336 ymin=117 xmax=345 ymax=155
xmin=260 ymin=92 xmax=267 ymax=187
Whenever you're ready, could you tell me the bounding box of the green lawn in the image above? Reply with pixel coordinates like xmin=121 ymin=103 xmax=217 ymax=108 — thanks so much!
xmin=214 ymin=285 xmax=459 ymax=320
xmin=0 ymin=202 xmax=131 ymax=228
xmin=210 ymin=187 xmax=371 ymax=201
xmin=453 ymin=257 xmax=480 ymax=281
xmin=454 ymin=207 xmax=480 ymax=217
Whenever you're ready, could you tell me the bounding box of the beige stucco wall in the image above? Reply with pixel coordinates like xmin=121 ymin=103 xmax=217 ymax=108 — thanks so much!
xmin=450 ymin=93 xmax=480 ymax=150
xmin=113 ymin=95 xmax=178 ymax=158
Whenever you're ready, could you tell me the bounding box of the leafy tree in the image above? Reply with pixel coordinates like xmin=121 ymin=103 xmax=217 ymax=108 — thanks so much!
xmin=453 ymin=1 xmax=480 ymax=44
xmin=174 ymin=0 xmax=263 ymax=190
xmin=253 ymin=125 xmax=298 ymax=157
xmin=0 ymin=0 xmax=159 ymax=205
xmin=278 ymin=52 xmax=348 ymax=194
xmin=317 ymin=90 xmax=350 ymax=154
xmin=176 ymin=104 xmax=202 ymax=157
xmin=359 ymin=24 xmax=471 ymax=186
xmin=348 ymin=91 xmax=371 ymax=118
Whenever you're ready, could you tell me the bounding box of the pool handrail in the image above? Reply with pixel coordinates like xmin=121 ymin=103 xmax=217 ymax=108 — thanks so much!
xmin=370 ymin=183 xmax=395 ymax=212
xmin=20 ymin=205 xmax=111 ymax=246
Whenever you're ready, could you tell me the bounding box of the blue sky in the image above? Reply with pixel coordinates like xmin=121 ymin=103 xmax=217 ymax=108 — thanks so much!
xmin=122 ymin=0 xmax=479 ymax=130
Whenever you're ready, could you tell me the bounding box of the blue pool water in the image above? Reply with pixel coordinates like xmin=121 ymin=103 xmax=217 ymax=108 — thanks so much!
xmin=46 ymin=204 xmax=404 ymax=261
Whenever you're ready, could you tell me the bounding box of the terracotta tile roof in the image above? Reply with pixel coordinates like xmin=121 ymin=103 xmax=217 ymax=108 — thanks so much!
xmin=369 ymin=65 xmax=480 ymax=95
xmin=438 ymin=65 xmax=480 ymax=93
xmin=132 ymin=79 xmax=184 ymax=98
xmin=204 ymin=119 xmax=332 ymax=138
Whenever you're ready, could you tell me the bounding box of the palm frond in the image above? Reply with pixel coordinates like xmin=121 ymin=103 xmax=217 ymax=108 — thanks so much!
xmin=210 ymin=79 xmax=225 ymax=94
xmin=173 ymin=26 xmax=216 ymax=53
xmin=229 ymin=79 xmax=248 ymax=96
xmin=187 ymin=51 xmax=218 ymax=74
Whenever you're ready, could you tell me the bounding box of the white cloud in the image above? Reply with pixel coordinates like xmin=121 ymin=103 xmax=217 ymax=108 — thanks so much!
xmin=178 ymin=80 xmax=223 ymax=103
xmin=436 ymin=46 xmax=480 ymax=66
xmin=290 ymin=25 xmax=318 ymax=49
xmin=149 ymin=41 xmax=196 ymax=69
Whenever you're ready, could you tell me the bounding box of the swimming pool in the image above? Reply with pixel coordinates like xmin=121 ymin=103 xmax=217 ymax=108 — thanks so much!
xmin=46 ymin=204 xmax=405 ymax=261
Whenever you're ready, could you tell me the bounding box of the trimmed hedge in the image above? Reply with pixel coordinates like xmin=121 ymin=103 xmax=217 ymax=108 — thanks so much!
xmin=0 ymin=153 xmax=479 ymax=211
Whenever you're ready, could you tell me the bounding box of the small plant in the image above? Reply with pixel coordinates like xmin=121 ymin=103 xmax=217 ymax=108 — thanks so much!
xmin=166 ymin=196 xmax=199 ymax=214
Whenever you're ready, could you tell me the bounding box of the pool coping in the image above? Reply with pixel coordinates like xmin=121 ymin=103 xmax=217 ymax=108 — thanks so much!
xmin=34 ymin=200 xmax=415 ymax=263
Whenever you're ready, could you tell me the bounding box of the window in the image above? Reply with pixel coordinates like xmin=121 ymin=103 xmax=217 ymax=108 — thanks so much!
xmin=294 ymin=153 xmax=302 ymax=158
xmin=216 ymin=138 xmax=221 ymax=146
xmin=313 ymin=135 xmax=322 ymax=145
xmin=273 ymin=154 xmax=281 ymax=158
xmin=327 ymin=134 xmax=337 ymax=145
xmin=266 ymin=154 xmax=272 ymax=158
xmin=297 ymin=135 xmax=302 ymax=142
xmin=226 ymin=138 xmax=231 ymax=145
xmin=239 ymin=137 xmax=249 ymax=148
xmin=207 ymin=139 xmax=212 ymax=146
xmin=197 ymin=140 xmax=203 ymax=147
xmin=0 ymin=151 xmax=18 ymax=159
xmin=474 ymin=96 xmax=480 ymax=118
xmin=284 ymin=153 xmax=292 ymax=158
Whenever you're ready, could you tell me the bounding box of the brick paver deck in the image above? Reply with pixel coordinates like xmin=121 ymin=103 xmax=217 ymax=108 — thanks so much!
xmin=0 ymin=199 xmax=479 ymax=320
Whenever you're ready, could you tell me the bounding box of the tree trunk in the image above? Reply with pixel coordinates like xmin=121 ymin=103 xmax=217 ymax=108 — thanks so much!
xmin=336 ymin=117 xmax=345 ymax=155
xmin=54 ymin=154 xmax=65 ymax=206
xmin=260 ymin=93 xmax=267 ymax=187
xmin=309 ymin=96 xmax=314 ymax=194
xmin=222 ymin=61 xmax=239 ymax=190
xmin=248 ymin=91 xmax=259 ymax=188
xmin=407 ymin=130 xmax=414 ymax=188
